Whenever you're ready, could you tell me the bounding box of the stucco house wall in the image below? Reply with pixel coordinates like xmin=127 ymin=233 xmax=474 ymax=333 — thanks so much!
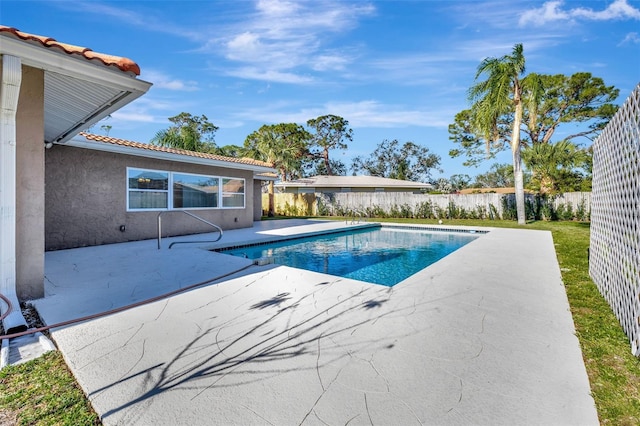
xmin=45 ymin=145 xmax=256 ymax=250
xmin=15 ymin=64 xmax=45 ymax=299
xmin=253 ymin=179 xmax=263 ymax=220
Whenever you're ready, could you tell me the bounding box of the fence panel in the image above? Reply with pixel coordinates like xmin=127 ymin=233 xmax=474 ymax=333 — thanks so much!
xmin=589 ymin=83 xmax=640 ymax=356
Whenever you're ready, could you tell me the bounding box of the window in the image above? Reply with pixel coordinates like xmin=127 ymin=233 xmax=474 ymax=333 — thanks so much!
xmin=222 ymin=178 xmax=245 ymax=208
xmin=173 ymin=173 xmax=219 ymax=208
xmin=127 ymin=168 xmax=244 ymax=211
xmin=127 ymin=168 xmax=169 ymax=210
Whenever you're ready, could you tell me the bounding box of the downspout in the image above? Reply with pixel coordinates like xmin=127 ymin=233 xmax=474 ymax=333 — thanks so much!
xmin=0 ymin=54 xmax=28 ymax=333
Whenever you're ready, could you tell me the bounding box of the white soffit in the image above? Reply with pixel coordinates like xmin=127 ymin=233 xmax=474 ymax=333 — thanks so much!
xmin=44 ymin=72 xmax=127 ymax=144
xmin=1 ymin=34 xmax=151 ymax=144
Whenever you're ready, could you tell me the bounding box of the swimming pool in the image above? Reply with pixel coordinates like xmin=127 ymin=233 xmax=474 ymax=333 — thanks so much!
xmin=219 ymin=226 xmax=480 ymax=286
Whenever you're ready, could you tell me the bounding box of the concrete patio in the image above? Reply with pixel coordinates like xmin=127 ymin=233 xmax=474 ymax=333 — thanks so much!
xmin=34 ymin=219 xmax=598 ymax=425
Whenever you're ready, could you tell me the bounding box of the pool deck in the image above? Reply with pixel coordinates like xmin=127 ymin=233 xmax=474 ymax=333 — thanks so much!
xmin=35 ymin=219 xmax=598 ymax=425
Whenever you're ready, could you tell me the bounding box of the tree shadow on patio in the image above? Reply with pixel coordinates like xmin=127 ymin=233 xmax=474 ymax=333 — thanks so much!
xmin=89 ymin=281 xmax=415 ymax=424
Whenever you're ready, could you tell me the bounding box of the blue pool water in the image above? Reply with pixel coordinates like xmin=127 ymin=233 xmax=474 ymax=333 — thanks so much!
xmin=221 ymin=226 xmax=479 ymax=286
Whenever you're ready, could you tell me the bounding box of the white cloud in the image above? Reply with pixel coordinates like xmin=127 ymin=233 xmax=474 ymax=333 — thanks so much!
xmin=65 ymin=2 xmax=202 ymax=40
xmin=110 ymin=111 xmax=156 ymax=123
xmin=210 ymin=0 xmax=375 ymax=82
xmin=572 ymin=0 xmax=640 ymax=20
xmin=141 ymin=70 xmax=199 ymax=92
xmin=619 ymin=31 xmax=640 ymax=44
xmin=519 ymin=1 xmax=570 ymax=26
xmin=232 ymin=100 xmax=457 ymax=129
xmin=520 ymin=0 xmax=640 ymax=27
xmin=225 ymin=67 xmax=314 ymax=84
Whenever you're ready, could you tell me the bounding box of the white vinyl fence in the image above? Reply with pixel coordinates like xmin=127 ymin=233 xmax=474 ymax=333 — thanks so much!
xmin=589 ymin=83 xmax=640 ymax=356
xmin=314 ymin=191 xmax=591 ymax=221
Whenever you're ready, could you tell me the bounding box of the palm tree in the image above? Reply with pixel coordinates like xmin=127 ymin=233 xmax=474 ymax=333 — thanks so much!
xmin=244 ymin=124 xmax=311 ymax=215
xmin=468 ymin=44 xmax=539 ymax=224
xmin=151 ymin=113 xmax=218 ymax=153
xmin=522 ymin=140 xmax=588 ymax=194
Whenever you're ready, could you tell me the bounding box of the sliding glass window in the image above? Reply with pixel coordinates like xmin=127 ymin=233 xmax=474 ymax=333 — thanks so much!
xmin=127 ymin=168 xmax=245 ymax=211
xmin=127 ymin=168 xmax=169 ymax=210
xmin=173 ymin=173 xmax=219 ymax=208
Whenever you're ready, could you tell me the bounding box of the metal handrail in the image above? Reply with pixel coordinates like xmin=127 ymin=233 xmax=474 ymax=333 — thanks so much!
xmin=157 ymin=210 xmax=223 ymax=249
xmin=346 ymin=210 xmax=367 ymax=225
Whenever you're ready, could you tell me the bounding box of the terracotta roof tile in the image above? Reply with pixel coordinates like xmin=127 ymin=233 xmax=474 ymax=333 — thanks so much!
xmin=0 ymin=26 xmax=141 ymax=75
xmin=79 ymin=133 xmax=274 ymax=169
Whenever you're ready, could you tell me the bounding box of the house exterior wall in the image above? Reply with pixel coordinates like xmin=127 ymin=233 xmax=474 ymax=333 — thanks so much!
xmin=45 ymin=145 xmax=256 ymax=250
xmin=253 ymin=179 xmax=263 ymax=220
xmin=16 ymin=65 xmax=45 ymax=299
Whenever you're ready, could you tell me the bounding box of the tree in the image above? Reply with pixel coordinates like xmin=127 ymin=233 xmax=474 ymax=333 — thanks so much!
xmin=216 ymin=144 xmax=245 ymax=158
xmin=521 ymin=140 xmax=590 ymax=193
xmin=449 ymin=174 xmax=472 ymax=192
xmin=307 ymin=159 xmax=347 ymax=176
xmin=244 ymin=123 xmax=311 ymax=181
xmin=472 ymin=163 xmax=518 ymax=188
xmin=463 ymin=43 xmax=537 ymax=224
xmin=450 ymin=72 xmax=618 ymax=165
xmin=151 ymin=112 xmax=219 ymax=153
xmin=244 ymin=123 xmax=311 ymax=215
xmin=450 ymin=70 xmax=618 ymax=221
xmin=100 ymin=124 xmax=112 ymax=136
xmin=306 ymin=115 xmax=353 ymax=175
xmin=351 ymin=139 xmax=441 ymax=182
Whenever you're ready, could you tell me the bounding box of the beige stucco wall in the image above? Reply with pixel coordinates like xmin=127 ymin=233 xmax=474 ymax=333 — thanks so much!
xmin=45 ymin=145 xmax=256 ymax=250
xmin=16 ymin=65 xmax=45 ymax=299
xmin=253 ymin=179 xmax=264 ymax=220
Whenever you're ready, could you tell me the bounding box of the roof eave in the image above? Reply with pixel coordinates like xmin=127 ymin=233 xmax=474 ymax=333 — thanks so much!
xmin=1 ymin=35 xmax=151 ymax=144
xmin=1 ymin=35 xmax=150 ymax=91
xmin=65 ymin=135 xmax=278 ymax=174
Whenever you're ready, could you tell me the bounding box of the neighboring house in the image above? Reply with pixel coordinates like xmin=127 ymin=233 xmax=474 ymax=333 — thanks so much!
xmin=275 ymin=175 xmax=433 ymax=194
xmin=46 ymin=133 xmax=275 ymax=251
xmin=0 ymin=26 xmax=275 ymax=333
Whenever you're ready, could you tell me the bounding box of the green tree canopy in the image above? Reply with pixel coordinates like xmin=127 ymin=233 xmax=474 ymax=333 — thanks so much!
xmin=351 ymin=139 xmax=441 ymax=182
xmin=151 ymin=112 xmax=219 ymax=153
xmin=450 ymin=72 xmax=619 ymax=166
xmin=452 ymin=42 xmax=618 ymax=224
xmin=306 ymin=115 xmax=353 ymax=175
xmin=243 ymin=123 xmax=311 ymax=181
xmin=472 ymin=163 xmax=521 ymax=188
xmin=449 ymin=174 xmax=472 ymax=192
xmin=521 ymin=140 xmax=591 ymax=193
xmin=308 ymin=159 xmax=347 ymax=176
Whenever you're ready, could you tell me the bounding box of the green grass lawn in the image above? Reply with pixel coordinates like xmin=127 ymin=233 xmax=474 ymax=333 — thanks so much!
xmin=1 ymin=219 xmax=639 ymax=425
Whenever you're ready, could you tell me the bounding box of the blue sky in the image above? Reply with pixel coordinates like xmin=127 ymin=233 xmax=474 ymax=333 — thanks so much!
xmin=2 ymin=0 xmax=639 ymax=180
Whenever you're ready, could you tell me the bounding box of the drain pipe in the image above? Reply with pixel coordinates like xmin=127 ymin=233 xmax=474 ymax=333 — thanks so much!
xmin=0 ymin=54 xmax=28 ymax=334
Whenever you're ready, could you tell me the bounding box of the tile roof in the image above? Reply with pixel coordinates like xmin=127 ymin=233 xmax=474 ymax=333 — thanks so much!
xmin=79 ymin=133 xmax=274 ymax=169
xmin=0 ymin=26 xmax=141 ymax=75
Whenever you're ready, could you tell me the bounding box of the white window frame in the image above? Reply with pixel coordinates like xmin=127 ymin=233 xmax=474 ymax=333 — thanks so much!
xmin=126 ymin=167 xmax=245 ymax=212
xmin=221 ymin=176 xmax=246 ymax=209
xmin=172 ymin=171 xmax=221 ymax=210
xmin=126 ymin=167 xmax=169 ymax=211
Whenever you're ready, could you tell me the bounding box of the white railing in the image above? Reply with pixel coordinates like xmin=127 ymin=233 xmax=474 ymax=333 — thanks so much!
xmin=589 ymin=83 xmax=640 ymax=356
